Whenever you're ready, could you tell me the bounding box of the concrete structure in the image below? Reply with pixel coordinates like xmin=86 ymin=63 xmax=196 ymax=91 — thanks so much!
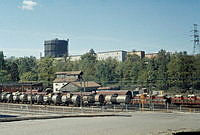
xmin=44 ymin=38 xmax=69 ymax=58
xmin=97 ymin=50 xmax=127 ymax=62
xmin=53 ymin=71 xmax=83 ymax=92
xmin=127 ymin=51 xmax=145 ymax=59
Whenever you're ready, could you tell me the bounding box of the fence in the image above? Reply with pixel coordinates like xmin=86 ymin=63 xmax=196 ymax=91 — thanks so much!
xmin=0 ymin=103 xmax=199 ymax=115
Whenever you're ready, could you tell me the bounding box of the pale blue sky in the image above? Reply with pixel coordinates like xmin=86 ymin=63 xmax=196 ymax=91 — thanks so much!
xmin=0 ymin=0 xmax=200 ymax=58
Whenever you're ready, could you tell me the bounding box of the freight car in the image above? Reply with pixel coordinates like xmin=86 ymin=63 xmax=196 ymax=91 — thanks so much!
xmin=2 ymin=90 xmax=200 ymax=108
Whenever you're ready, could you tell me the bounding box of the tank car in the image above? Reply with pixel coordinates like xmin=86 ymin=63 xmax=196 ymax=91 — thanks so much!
xmin=71 ymin=95 xmax=80 ymax=106
xmin=116 ymin=95 xmax=131 ymax=104
xmin=6 ymin=93 xmax=13 ymax=103
xmin=96 ymin=90 xmax=132 ymax=97
xmin=27 ymin=94 xmax=36 ymax=104
xmin=1 ymin=92 xmax=8 ymax=102
xmin=104 ymin=94 xmax=117 ymax=104
xmin=94 ymin=94 xmax=105 ymax=105
xmin=83 ymin=95 xmax=95 ymax=106
xmin=35 ymin=94 xmax=43 ymax=104
xmin=20 ymin=94 xmax=28 ymax=103
xmin=13 ymin=94 xmax=21 ymax=103
xmin=61 ymin=93 xmax=72 ymax=105
xmin=43 ymin=95 xmax=52 ymax=105
xmin=52 ymin=94 xmax=62 ymax=105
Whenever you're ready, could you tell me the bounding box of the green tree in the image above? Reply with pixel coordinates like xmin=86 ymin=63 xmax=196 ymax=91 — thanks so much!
xmin=80 ymin=50 xmax=97 ymax=81
xmin=6 ymin=62 xmax=20 ymax=82
xmin=167 ymin=52 xmax=194 ymax=90
xmin=15 ymin=56 xmax=37 ymax=77
xmin=20 ymin=72 xmax=38 ymax=81
xmin=95 ymin=58 xmax=119 ymax=85
xmin=0 ymin=70 xmax=11 ymax=83
xmin=37 ymin=57 xmax=55 ymax=87
xmin=154 ymin=50 xmax=170 ymax=90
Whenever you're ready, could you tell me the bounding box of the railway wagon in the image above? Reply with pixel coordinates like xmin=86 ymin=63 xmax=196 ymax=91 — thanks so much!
xmin=96 ymin=90 xmax=132 ymax=97
xmin=94 ymin=94 xmax=104 ymax=105
xmin=61 ymin=93 xmax=72 ymax=105
xmin=52 ymin=94 xmax=62 ymax=105
xmin=71 ymin=95 xmax=81 ymax=107
xmin=35 ymin=94 xmax=44 ymax=104
xmin=19 ymin=94 xmax=28 ymax=103
xmin=13 ymin=94 xmax=21 ymax=103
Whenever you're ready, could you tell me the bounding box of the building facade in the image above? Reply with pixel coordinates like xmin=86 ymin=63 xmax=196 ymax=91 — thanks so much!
xmin=127 ymin=51 xmax=145 ymax=59
xmin=53 ymin=71 xmax=83 ymax=92
xmin=97 ymin=50 xmax=127 ymax=62
xmin=44 ymin=38 xmax=69 ymax=58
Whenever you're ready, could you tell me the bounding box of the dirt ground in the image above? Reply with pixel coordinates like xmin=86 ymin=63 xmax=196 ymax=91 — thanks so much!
xmin=0 ymin=111 xmax=199 ymax=135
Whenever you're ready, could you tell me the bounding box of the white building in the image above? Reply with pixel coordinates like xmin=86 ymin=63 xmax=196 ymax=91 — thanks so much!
xmin=97 ymin=50 xmax=127 ymax=62
xmin=53 ymin=71 xmax=83 ymax=93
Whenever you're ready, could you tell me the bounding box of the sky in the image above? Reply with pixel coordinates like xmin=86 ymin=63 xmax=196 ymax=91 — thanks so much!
xmin=0 ymin=0 xmax=200 ymax=58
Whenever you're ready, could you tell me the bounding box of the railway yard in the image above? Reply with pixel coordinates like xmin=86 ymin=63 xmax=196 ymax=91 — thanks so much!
xmin=1 ymin=90 xmax=200 ymax=135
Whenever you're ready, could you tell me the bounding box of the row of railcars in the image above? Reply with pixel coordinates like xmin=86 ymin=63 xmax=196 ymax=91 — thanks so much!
xmin=1 ymin=90 xmax=200 ymax=107
xmin=0 ymin=91 xmax=132 ymax=106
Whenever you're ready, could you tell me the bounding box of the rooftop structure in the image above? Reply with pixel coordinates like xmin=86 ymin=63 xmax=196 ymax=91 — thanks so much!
xmin=44 ymin=38 xmax=69 ymax=58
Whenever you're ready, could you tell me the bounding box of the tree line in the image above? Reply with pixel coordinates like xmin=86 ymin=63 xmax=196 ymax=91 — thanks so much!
xmin=1 ymin=49 xmax=200 ymax=92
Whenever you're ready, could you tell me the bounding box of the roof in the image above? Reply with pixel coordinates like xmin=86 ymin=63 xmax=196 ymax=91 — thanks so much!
xmin=53 ymin=78 xmax=78 ymax=83
xmin=55 ymin=71 xmax=83 ymax=75
xmin=71 ymin=81 xmax=101 ymax=88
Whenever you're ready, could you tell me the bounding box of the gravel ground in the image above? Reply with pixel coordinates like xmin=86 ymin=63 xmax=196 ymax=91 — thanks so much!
xmin=0 ymin=111 xmax=200 ymax=135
